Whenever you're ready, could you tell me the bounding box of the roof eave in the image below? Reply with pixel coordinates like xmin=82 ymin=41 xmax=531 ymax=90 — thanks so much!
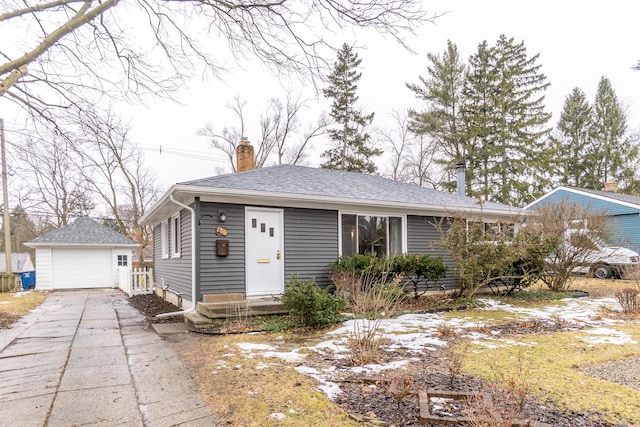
xmin=141 ymin=184 xmax=520 ymax=224
xmin=25 ymin=242 xmax=139 ymax=248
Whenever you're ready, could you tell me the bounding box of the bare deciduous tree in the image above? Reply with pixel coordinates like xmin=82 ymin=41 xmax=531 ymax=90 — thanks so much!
xmin=200 ymin=92 xmax=328 ymax=171
xmin=378 ymin=109 xmax=443 ymax=187
xmin=17 ymin=133 xmax=94 ymax=227
xmin=1 ymin=0 xmax=436 ymax=130
xmin=74 ymin=107 xmax=159 ymax=261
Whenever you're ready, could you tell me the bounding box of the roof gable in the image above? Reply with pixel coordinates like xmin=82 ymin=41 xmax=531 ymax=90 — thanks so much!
xmin=26 ymin=217 xmax=138 ymax=247
xmin=0 ymin=253 xmax=34 ymax=273
xmin=524 ymin=186 xmax=640 ymax=215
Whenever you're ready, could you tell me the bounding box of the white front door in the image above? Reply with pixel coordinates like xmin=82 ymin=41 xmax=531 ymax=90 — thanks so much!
xmin=245 ymin=207 xmax=285 ymax=296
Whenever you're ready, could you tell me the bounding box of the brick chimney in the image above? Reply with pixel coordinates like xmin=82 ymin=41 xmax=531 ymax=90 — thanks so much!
xmin=603 ymin=178 xmax=618 ymax=193
xmin=236 ymin=137 xmax=255 ymax=172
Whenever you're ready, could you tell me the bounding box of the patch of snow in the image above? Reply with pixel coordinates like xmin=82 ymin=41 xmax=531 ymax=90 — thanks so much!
xmin=261 ymin=350 xmax=306 ymax=363
xmin=0 ymin=301 xmax=8 ymax=305
xmin=349 ymin=359 xmax=409 ymax=374
xmin=386 ymin=333 xmax=447 ymax=352
xmin=295 ymin=366 xmax=342 ymax=400
xmin=236 ymin=342 xmax=275 ymax=352
xmin=581 ymin=327 xmax=636 ymax=346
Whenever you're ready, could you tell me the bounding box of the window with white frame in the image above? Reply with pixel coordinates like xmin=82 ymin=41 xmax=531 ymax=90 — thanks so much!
xmin=172 ymin=214 xmax=181 ymax=258
xmin=341 ymin=214 xmax=403 ymax=257
xmin=117 ymin=255 xmax=128 ymax=267
xmin=161 ymin=221 xmax=169 ymax=258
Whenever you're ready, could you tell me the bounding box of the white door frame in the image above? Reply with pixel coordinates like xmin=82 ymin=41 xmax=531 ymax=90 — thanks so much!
xmin=245 ymin=206 xmax=285 ymax=296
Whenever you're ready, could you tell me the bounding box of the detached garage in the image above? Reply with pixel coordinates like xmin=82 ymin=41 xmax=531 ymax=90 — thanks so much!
xmin=25 ymin=217 xmax=139 ymax=290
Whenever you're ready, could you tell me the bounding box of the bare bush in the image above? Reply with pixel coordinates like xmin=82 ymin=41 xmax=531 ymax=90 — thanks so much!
xmin=347 ymin=319 xmax=389 ymax=366
xmin=350 ymin=273 xmax=408 ymax=320
xmin=441 ymin=337 xmax=471 ymax=386
xmin=381 ymin=371 xmax=415 ymax=408
xmin=528 ymin=202 xmax=616 ymax=292
xmin=615 ymin=288 xmax=640 ymax=314
xmin=436 ymin=322 xmax=458 ymax=339
xmin=466 ymin=384 xmax=523 ymax=427
xmin=488 ymin=353 xmax=538 ymax=412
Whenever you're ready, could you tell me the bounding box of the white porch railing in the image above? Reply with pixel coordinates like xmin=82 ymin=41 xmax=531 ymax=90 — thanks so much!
xmin=119 ymin=267 xmax=154 ymax=296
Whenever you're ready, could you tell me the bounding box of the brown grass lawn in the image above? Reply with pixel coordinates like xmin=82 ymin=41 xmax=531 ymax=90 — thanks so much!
xmin=0 ymin=291 xmax=47 ymax=328
xmin=168 ymin=277 xmax=640 ymax=426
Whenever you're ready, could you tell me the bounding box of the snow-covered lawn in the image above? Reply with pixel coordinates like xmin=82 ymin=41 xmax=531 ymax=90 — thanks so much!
xmin=228 ymin=296 xmax=633 ymax=400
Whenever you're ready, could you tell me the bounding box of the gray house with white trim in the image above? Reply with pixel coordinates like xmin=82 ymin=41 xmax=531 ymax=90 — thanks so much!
xmin=141 ymin=151 xmax=519 ymax=308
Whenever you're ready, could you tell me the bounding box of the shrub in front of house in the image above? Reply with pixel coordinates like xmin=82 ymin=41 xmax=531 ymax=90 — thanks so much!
xmin=330 ymin=253 xmax=447 ymax=299
xmin=279 ymin=275 xmax=347 ymax=327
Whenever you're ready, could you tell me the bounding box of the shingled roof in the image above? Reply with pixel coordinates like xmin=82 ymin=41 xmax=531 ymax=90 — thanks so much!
xmin=180 ymin=165 xmax=516 ymax=212
xmin=26 ymin=217 xmax=138 ymax=247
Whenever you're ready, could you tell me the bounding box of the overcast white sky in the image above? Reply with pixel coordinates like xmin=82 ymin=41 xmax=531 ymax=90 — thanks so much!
xmin=119 ymin=1 xmax=640 ymax=190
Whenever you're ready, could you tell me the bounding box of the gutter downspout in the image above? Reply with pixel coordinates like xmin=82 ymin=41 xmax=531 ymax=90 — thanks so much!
xmin=156 ymin=194 xmax=197 ymax=318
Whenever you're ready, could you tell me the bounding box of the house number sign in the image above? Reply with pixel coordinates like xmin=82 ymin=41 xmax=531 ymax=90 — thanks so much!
xmin=216 ymin=227 xmax=228 ymax=237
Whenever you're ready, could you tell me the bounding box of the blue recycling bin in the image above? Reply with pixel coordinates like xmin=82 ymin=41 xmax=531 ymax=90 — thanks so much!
xmin=19 ymin=271 xmax=36 ymax=290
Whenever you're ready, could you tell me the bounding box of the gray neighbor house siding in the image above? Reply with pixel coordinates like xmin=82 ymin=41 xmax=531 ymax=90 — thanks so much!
xmin=144 ymin=164 xmax=520 ymax=305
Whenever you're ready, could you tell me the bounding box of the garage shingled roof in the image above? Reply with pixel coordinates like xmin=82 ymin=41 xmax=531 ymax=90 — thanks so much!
xmin=26 ymin=217 xmax=138 ymax=247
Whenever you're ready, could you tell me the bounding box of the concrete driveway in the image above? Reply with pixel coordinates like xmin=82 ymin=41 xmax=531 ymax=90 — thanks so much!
xmin=0 ymin=289 xmax=219 ymax=426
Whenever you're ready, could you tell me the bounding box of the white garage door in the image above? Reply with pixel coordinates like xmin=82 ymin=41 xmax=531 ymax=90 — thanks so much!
xmin=51 ymin=248 xmax=113 ymax=289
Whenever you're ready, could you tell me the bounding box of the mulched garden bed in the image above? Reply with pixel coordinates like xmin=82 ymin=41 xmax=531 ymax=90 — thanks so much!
xmin=128 ymin=293 xmax=184 ymax=323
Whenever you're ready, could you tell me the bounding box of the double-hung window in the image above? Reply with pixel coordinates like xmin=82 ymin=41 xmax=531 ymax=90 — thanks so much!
xmin=172 ymin=214 xmax=181 ymax=258
xmin=341 ymin=214 xmax=403 ymax=257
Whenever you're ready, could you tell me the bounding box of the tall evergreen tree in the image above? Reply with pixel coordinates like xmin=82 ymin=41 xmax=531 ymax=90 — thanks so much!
xmin=321 ymin=44 xmax=381 ymax=173
xmin=590 ymin=76 xmax=637 ymax=189
xmin=553 ymin=87 xmax=594 ymax=187
xmin=407 ymin=40 xmax=469 ymax=191
xmin=461 ymin=40 xmax=501 ymax=200
xmin=463 ymin=35 xmax=552 ymax=205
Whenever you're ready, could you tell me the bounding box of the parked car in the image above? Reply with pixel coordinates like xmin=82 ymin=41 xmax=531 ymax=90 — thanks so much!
xmin=563 ymin=231 xmax=640 ymax=279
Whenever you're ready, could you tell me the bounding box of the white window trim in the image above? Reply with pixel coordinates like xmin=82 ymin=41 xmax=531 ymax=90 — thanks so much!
xmin=338 ymin=211 xmax=407 ymax=257
xmin=117 ymin=254 xmax=129 ymax=267
xmin=171 ymin=213 xmax=181 ymax=258
xmin=161 ymin=220 xmax=169 ymax=259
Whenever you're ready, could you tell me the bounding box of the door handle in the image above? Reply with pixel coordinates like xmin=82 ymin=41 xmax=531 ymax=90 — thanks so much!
xmin=276 ymin=250 xmax=281 ymax=260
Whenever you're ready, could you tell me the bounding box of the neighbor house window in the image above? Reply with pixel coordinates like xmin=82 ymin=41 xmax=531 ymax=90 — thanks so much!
xmin=161 ymin=221 xmax=169 ymax=259
xmin=172 ymin=214 xmax=181 ymax=258
xmin=117 ymin=255 xmax=128 ymax=267
xmin=468 ymin=220 xmax=515 ymax=240
xmin=341 ymin=214 xmax=403 ymax=257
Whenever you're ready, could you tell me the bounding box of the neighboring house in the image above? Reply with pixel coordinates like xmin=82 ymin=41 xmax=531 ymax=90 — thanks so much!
xmin=141 ymin=140 xmax=520 ymax=309
xmin=25 ymin=217 xmax=139 ymax=290
xmin=524 ymin=181 xmax=640 ymax=252
xmin=0 ymin=252 xmax=35 ymax=273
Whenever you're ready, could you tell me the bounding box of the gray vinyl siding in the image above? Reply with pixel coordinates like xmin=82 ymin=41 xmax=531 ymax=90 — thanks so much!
xmin=153 ymin=208 xmax=193 ymax=300
xmin=284 ymin=208 xmax=338 ymax=288
xmin=406 ymin=215 xmax=456 ymax=290
xmin=199 ymin=203 xmax=246 ymax=296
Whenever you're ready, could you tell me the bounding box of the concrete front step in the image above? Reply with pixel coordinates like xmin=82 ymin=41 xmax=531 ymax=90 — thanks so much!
xmin=195 ymin=298 xmax=288 ymax=319
xmin=184 ymin=311 xmax=217 ymax=330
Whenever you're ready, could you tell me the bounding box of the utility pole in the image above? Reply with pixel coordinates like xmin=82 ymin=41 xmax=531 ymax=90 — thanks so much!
xmin=1 ymin=118 xmax=12 ymax=279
